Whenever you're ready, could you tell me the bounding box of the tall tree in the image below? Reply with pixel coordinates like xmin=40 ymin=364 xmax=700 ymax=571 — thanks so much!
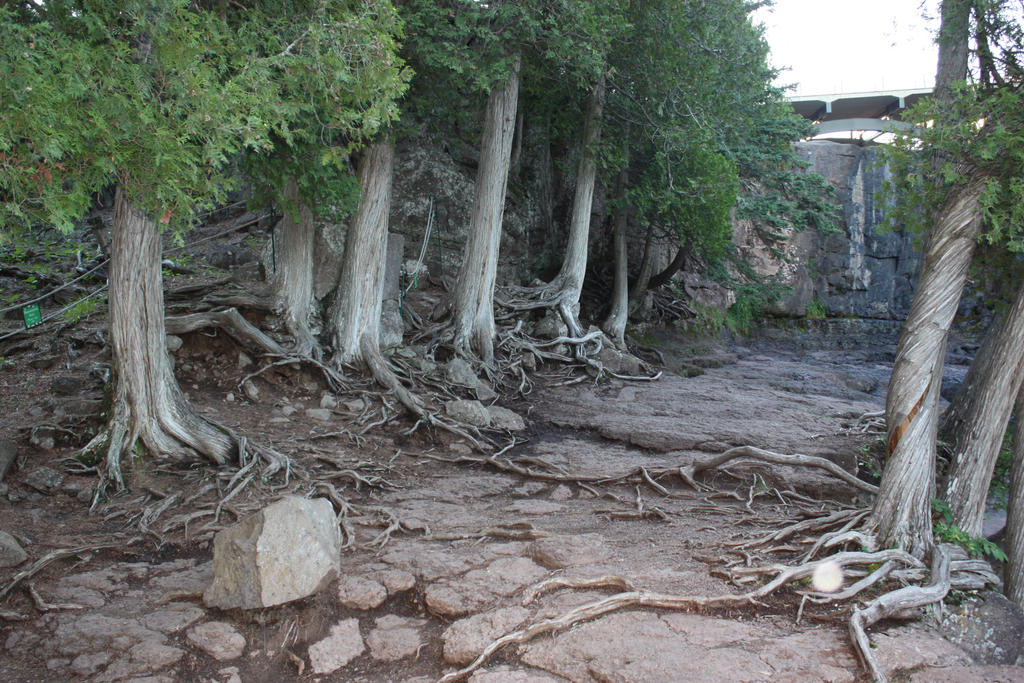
xmin=869 ymin=0 xmax=974 ymax=555
xmin=0 ymin=1 xmax=404 ymax=488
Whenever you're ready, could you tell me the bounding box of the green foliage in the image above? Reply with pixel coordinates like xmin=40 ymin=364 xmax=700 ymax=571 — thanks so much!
xmin=0 ymin=0 xmax=407 ymax=235
xmin=805 ymin=299 xmax=827 ymax=320
xmin=63 ymin=293 xmax=104 ymax=324
xmin=987 ymin=427 xmax=1015 ymax=510
xmin=932 ymin=499 xmax=1009 ymax=561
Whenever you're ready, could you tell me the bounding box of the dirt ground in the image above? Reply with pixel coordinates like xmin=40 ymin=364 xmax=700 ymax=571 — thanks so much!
xmin=0 ymin=251 xmax=1022 ymax=681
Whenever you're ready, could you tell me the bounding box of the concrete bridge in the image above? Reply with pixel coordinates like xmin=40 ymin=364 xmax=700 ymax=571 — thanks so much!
xmin=789 ymin=87 xmax=932 ymax=140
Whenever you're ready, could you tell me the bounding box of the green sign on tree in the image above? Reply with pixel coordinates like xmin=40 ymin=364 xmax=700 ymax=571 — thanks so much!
xmin=22 ymin=303 xmax=41 ymax=329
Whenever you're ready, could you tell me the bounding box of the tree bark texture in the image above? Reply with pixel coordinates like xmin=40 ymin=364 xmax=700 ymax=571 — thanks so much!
xmin=330 ymin=141 xmax=394 ymax=366
xmin=451 ymin=55 xmax=521 ymax=364
xmin=552 ymin=72 xmax=606 ymax=333
xmin=99 ymin=188 xmax=235 ymax=481
xmin=602 ymin=159 xmax=630 ymax=348
xmin=871 ymin=179 xmax=984 ymax=556
xmin=935 ymin=0 xmax=971 ymax=103
xmin=1006 ymin=386 xmax=1024 ymax=608
xmin=629 ymin=223 xmax=656 ymax=312
xmin=943 ymin=281 xmax=1024 ymax=536
xmin=268 ymin=177 xmax=319 ymax=357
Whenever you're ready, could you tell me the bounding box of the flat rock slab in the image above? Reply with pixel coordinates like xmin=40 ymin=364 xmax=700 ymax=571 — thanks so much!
xmin=443 ymin=607 xmax=530 ymax=665
xmin=309 ymin=619 xmax=365 ymax=674
xmin=366 ymin=615 xmax=426 ymax=661
xmin=425 ymin=557 xmax=548 ymax=618
xmin=337 ymin=575 xmax=387 ymax=610
xmin=527 ymin=533 xmax=612 ymax=569
xmin=187 ymin=621 xmax=246 ymax=661
xmin=468 ymin=666 xmax=564 ymax=682
xmin=521 ymin=611 xmax=858 ymax=682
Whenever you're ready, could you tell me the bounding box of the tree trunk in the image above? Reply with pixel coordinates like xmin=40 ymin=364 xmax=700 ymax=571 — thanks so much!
xmin=268 ymin=177 xmax=319 ymax=358
xmin=629 ymin=223 xmax=656 ymax=313
xmin=83 ymin=188 xmax=235 ymax=487
xmin=451 ymin=55 xmax=521 ymax=365
xmin=935 ymin=0 xmax=971 ymax=102
xmin=602 ymin=159 xmax=630 ymax=348
xmin=330 ymin=142 xmax=394 ymax=366
xmin=871 ymin=179 xmax=984 ymax=556
xmin=648 ymin=245 xmax=689 ymax=291
xmin=943 ymin=282 xmax=1024 ymax=536
xmin=551 ymin=72 xmax=606 ymax=335
xmin=1006 ymin=386 xmax=1024 ymax=608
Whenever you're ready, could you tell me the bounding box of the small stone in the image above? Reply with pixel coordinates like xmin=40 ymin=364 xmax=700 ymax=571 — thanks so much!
xmin=77 ymin=487 xmax=94 ymax=504
xmin=343 ymin=399 xmax=366 ymax=412
xmin=373 ymin=568 xmax=416 ymax=595
xmin=28 ymin=427 xmax=56 ymax=450
xmin=488 ymin=406 xmax=525 ymax=431
xmin=24 ymin=466 xmax=64 ymax=493
xmin=165 ymin=335 xmax=183 ymax=353
xmin=51 ymin=375 xmax=86 ymax=395
xmin=320 ymin=393 xmax=339 ymax=410
xmin=366 ymin=615 xmax=425 ymax=661
xmin=187 ymin=622 xmax=246 ymax=661
xmin=445 ymin=358 xmax=478 ymax=388
xmin=308 ymin=619 xmax=364 ymax=674
xmin=281 ymin=404 xmax=297 ymax=417
xmin=445 ymin=399 xmax=491 ymax=427
xmin=0 ymin=531 xmax=28 ymax=567
xmin=241 ymin=380 xmax=259 ymax=402
xmin=218 ymin=666 xmax=242 ymax=683
xmin=225 ymin=392 xmax=235 ymax=402
xmin=549 ymin=485 xmax=573 ymax=501
xmin=527 ymin=534 xmax=612 ymax=569
xmin=475 ymin=380 xmax=498 ymax=403
xmin=237 ymin=351 xmax=253 ymax=368
xmin=306 ymin=408 xmax=333 ymax=421
xmin=337 ymin=575 xmax=387 ymax=610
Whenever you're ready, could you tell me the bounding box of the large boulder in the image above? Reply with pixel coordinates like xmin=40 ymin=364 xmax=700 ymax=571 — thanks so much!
xmin=203 ymin=496 xmax=340 ymax=610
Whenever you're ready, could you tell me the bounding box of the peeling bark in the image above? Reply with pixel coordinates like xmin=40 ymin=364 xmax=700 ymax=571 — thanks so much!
xmin=602 ymin=159 xmax=630 ymax=348
xmin=943 ymin=281 xmax=1024 ymax=536
xmin=871 ymin=178 xmax=984 ymax=556
xmin=330 ymin=142 xmax=394 ymax=366
xmin=268 ymin=177 xmax=319 ymax=358
xmin=82 ymin=188 xmax=236 ymax=487
xmin=1007 ymin=386 xmax=1024 ymax=608
xmin=451 ymin=56 xmax=520 ymax=364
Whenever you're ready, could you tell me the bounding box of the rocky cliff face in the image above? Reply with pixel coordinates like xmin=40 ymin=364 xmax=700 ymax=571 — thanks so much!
xmin=739 ymin=140 xmax=921 ymax=320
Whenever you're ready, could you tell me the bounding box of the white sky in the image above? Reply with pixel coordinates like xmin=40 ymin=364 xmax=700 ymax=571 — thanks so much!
xmin=754 ymin=0 xmax=942 ymax=96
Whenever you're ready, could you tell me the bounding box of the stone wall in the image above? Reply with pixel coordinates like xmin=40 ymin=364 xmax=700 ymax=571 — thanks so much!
xmin=737 ymin=140 xmax=922 ymax=320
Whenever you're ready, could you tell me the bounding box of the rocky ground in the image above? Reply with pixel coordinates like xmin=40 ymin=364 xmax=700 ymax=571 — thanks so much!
xmin=2 ymin=312 xmax=1024 ymax=683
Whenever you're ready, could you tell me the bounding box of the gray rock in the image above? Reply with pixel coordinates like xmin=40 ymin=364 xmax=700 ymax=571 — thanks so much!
xmin=0 ymin=531 xmax=28 ymax=567
xmin=446 ymin=357 xmax=479 ymax=388
xmin=187 ymin=621 xmax=245 ymax=661
xmin=241 ymin=379 xmax=259 ymax=402
xmin=51 ymin=375 xmax=87 ymax=395
xmin=320 ymin=393 xmax=339 ymax=410
xmin=487 ymin=406 xmax=525 ymax=431
xmin=142 ymin=603 xmax=205 ymax=634
xmin=366 ymin=614 xmax=425 ymax=661
xmin=344 ymin=398 xmax=366 ymax=413
xmin=445 ymin=399 xmax=491 ymax=427
xmin=373 ymin=568 xmax=416 ymax=595
xmin=0 ymin=439 xmax=16 ymax=482
xmin=425 ymin=557 xmax=548 ymax=618
xmin=204 ymin=496 xmax=340 ymax=609
xmin=534 ymin=311 xmax=567 ymax=339
xmin=165 ymin=335 xmax=183 ymax=353
xmin=443 ymin=607 xmax=530 ymax=665
xmin=308 ymin=619 xmax=364 ymax=674
xmin=306 ymin=408 xmax=333 ymax=421
xmin=24 ymin=466 xmax=64 ymax=493
xmin=527 ymin=533 xmax=612 ymax=569
xmin=336 ymin=575 xmax=387 ymax=610
xmin=597 ymin=346 xmax=642 ymax=376
xmin=939 ymin=591 xmax=1024 ymax=665
xmin=29 ymin=426 xmax=56 ymax=450
xmin=468 ymin=666 xmax=563 ymax=682
xmin=475 ymin=379 xmax=498 ymax=403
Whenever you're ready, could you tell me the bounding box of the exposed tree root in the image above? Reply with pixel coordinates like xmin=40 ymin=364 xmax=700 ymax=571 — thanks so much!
xmin=0 ymin=538 xmax=140 ymax=603
xmin=165 ymin=307 xmax=287 ymax=356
